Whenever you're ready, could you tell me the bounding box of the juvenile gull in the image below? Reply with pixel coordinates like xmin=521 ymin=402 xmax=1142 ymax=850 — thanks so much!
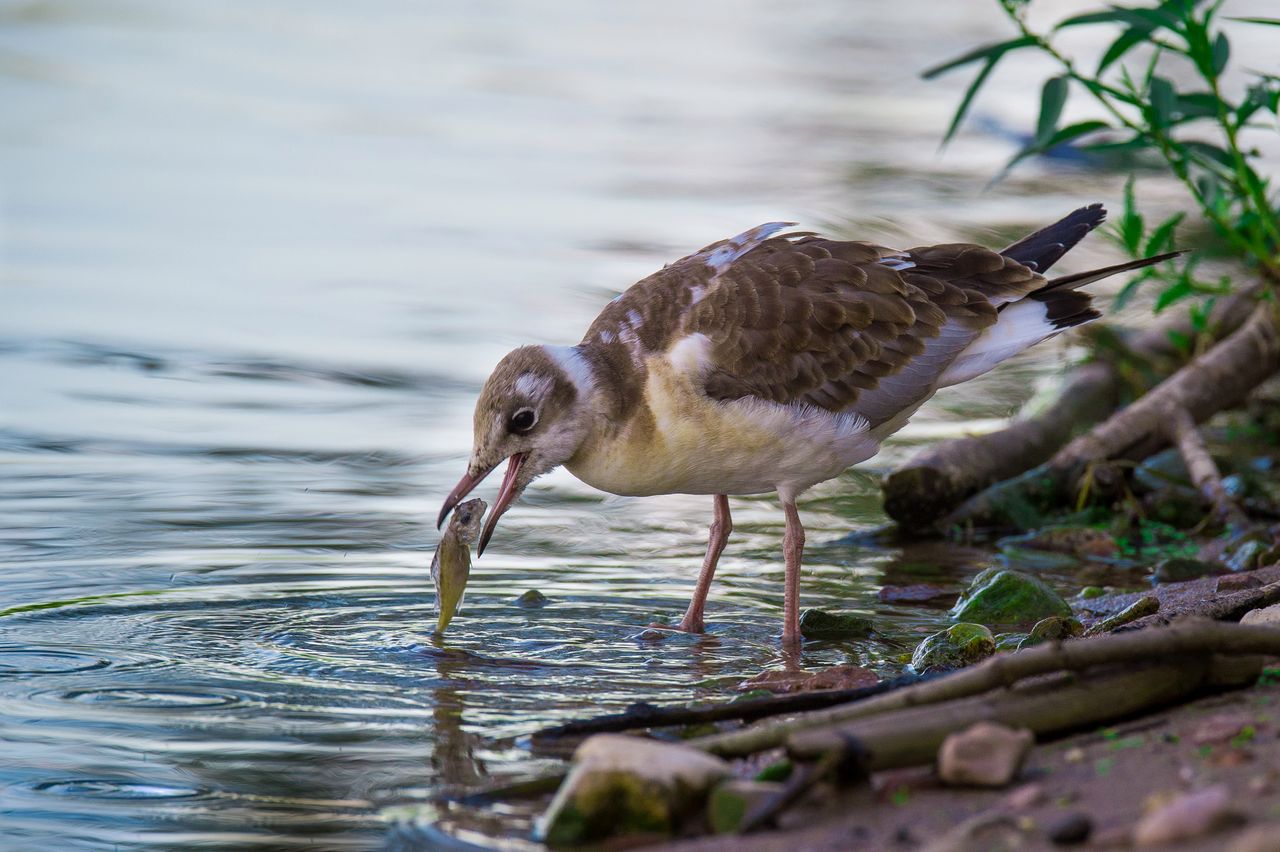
xmin=438 ymin=204 xmax=1178 ymax=647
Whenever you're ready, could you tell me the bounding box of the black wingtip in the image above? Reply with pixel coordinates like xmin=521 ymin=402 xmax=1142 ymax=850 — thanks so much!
xmin=1001 ymin=203 xmax=1110 ymax=275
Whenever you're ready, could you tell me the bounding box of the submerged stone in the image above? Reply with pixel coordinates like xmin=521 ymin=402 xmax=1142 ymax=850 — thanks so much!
xmin=912 ymin=623 xmax=996 ymax=672
xmin=1152 ymin=557 xmax=1216 ymax=584
xmin=516 ymin=589 xmax=549 ymax=608
xmin=537 ymin=734 xmax=731 ymax=847
xmin=798 ymin=609 xmax=874 ymax=640
xmin=951 ymin=568 xmax=1072 ymax=628
xmin=1001 ymin=526 xmax=1117 ymax=560
xmin=706 ymin=779 xmax=783 ymax=834
xmin=1018 ymin=615 xmax=1083 ymax=649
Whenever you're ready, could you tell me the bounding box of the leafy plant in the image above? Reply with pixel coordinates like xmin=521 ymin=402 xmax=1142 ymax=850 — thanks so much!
xmin=924 ymin=0 xmax=1280 ymax=307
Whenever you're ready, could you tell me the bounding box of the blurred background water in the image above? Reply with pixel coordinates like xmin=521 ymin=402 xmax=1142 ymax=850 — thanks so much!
xmin=1 ymin=0 xmax=1275 ymax=848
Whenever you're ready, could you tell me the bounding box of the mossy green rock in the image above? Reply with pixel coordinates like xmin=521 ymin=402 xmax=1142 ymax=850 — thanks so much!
xmin=707 ymin=780 xmax=784 ymax=834
xmin=951 ymin=568 xmax=1072 ymax=628
xmin=537 ymin=734 xmax=731 ymax=847
xmin=1017 ymin=615 xmax=1083 ymax=650
xmin=1225 ymin=538 xmax=1267 ymax=573
xmin=1078 ymin=586 xmax=1107 ymax=600
xmin=798 ymin=609 xmax=874 ymax=640
xmin=1152 ymin=557 xmax=1215 ymax=584
xmin=753 ymin=759 xmax=792 ymax=783
xmin=912 ymin=623 xmax=996 ymax=672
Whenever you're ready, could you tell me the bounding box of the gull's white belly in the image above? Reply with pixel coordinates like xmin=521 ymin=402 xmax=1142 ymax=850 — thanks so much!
xmin=566 ymin=352 xmax=880 ymax=499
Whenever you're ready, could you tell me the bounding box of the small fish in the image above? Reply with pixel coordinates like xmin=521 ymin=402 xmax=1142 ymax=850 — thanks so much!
xmin=432 ymin=498 xmax=486 ymax=634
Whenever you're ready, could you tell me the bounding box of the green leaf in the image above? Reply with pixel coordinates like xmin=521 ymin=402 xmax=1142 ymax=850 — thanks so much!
xmin=1182 ymin=140 xmax=1235 ymax=170
xmin=1113 ymin=272 xmax=1153 ymax=311
xmin=1098 ymin=28 xmax=1149 ymax=73
xmin=939 ymin=57 xmax=998 ymax=145
xmin=1149 ymin=77 xmax=1177 ymax=127
xmin=1057 ymin=10 xmax=1142 ymax=29
xmin=921 ymin=35 xmax=1037 ymax=80
xmin=1144 ymin=212 xmax=1185 ymax=255
xmin=1211 ymin=32 xmax=1230 ymax=74
xmin=1155 ymin=277 xmax=1195 ymax=312
xmin=1119 ymin=177 xmax=1144 ymax=255
xmin=1227 ymin=17 xmax=1280 ymax=26
xmin=1174 ymin=91 xmax=1226 ymax=121
xmin=1044 ymin=120 xmax=1110 ymax=147
xmin=1036 ymin=76 xmax=1069 ymax=145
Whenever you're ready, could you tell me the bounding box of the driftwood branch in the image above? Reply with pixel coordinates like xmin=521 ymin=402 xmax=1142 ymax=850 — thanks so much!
xmin=882 ymin=286 xmax=1260 ymax=529
xmin=691 ymin=619 xmax=1280 ymax=758
xmin=944 ymin=298 xmax=1280 ymax=530
xmin=1165 ymin=407 xmax=1250 ymax=528
xmin=530 ymin=673 xmax=924 ymax=747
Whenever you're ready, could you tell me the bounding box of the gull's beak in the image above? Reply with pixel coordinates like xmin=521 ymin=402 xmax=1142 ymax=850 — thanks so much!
xmin=437 ymin=464 xmax=494 ymax=529
xmin=477 ymin=453 xmax=525 ymax=557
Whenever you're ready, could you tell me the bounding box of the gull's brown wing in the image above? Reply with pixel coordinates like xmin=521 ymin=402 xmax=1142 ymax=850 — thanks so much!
xmin=681 ymin=235 xmax=1047 ymax=427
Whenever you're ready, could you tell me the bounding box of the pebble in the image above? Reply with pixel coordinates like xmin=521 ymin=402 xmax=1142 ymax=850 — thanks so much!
xmin=1047 ymin=812 xmax=1093 ymax=845
xmin=1241 ymin=603 xmax=1280 ymax=626
xmin=1003 ymin=782 xmax=1047 ymax=810
xmin=1218 ymin=573 xmax=1263 ymax=592
xmin=1133 ymin=785 xmax=1238 ymax=847
xmin=937 ymin=722 xmax=1035 ymax=787
xmin=1191 ymin=712 xmax=1255 ymax=745
xmin=1228 ymin=824 xmax=1280 ymax=852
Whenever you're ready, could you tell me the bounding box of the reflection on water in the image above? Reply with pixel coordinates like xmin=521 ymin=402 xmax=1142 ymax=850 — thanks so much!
xmin=6 ymin=0 xmax=1270 ymax=847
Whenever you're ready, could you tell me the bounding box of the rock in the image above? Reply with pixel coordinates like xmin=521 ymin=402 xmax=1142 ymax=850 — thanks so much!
xmin=1134 ymin=448 xmax=1192 ymax=492
xmin=951 ymin=568 xmax=1072 ymax=628
xmin=1219 ymin=573 xmax=1263 ymax=592
xmin=1226 ymin=539 xmax=1268 ymax=573
xmin=1084 ymin=595 xmax=1159 ymax=636
xmin=878 ymin=584 xmax=955 ymax=605
xmin=1228 ymin=824 xmax=1280 ymax=852
xmin=912 ymin=623 xmax=996 ymax=672
xmin=516 ymin=589 xmax=548 ymax=608
xmin=1047 ymin=812 xmax=1093 ymax=845
xmin=739 ymin=664 xmax=878 ymax=694
xmin=1241 ymin=603 xmax=1280 ymax=627
xmin=1191 ymin=713 xmax=1256 ymax=746
xmin=1003 ymin=782 xmax=1047 ymax=810
xmin=1078 ymin=585 xmax=1107 ymax=599
xmin=1018 ymin=615 xmax=1083 ymax=649
xmin=536 ymin=734 xmax=732 ymax=846
xmin=1153 ymin=557 xmax=1216 ymax=584
xmin=937 ymin=722 xmax=1035 ymax=787
xmin=798 ymin=609 xmax=874 ymax=640
xmin=1132 ymin=785 xmax=1239 ymax=847
xmin=706 ymin=780 xmax=782 ymax=834
xmin=1001 ymin=526 xmax=1118 ymax=559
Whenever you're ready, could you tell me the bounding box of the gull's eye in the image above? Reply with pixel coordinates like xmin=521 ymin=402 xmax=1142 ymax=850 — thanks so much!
xmin=508 ymin=408 xmax=537 ymax=433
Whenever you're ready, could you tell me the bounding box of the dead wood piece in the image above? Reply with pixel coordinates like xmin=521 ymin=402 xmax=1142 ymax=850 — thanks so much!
xmin=786 ymin=658 xmax=1212 ymax=763
xmin=1165 ymin=407 xmax=1250 ymax=528
xmin=945 ymin=299 xmax=1280 ymax=530
xmin=690 ymin=619 xmax=1280 ymax=758
xmin=883 ymin=286 xmax=1260 ymax=529
xmin=530 ymin=673 xmax=923 ymax=746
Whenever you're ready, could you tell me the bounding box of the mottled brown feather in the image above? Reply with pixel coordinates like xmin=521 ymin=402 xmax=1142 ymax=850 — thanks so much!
xmin=579 ymin=231 xmax=1052 ymax=428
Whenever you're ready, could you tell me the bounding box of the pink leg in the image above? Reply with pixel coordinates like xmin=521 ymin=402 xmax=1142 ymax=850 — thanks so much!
xmin=782 ymin=500 xmax=805 ymax=650
xmin=650 ymin=495 xmax=731 ymax=634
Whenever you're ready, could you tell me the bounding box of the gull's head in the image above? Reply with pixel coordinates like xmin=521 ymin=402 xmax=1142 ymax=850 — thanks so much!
xmin=437 ymin=344 xmax=595 ymax=555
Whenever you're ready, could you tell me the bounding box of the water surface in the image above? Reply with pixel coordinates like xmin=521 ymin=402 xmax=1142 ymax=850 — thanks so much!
xmin=5 ymin=1 xmax=1266 ymax=848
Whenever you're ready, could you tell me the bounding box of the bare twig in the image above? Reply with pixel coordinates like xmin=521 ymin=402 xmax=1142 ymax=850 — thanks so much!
xmin=691 ymin=619 xmax=1280 ymax=758
xmin=1165 ymin=407 xmax=1250 ymax=528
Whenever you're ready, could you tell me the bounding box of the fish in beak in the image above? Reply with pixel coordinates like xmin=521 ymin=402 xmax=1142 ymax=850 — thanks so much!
xmin=431 ymin=497 xmax=486 ymax=634
xmin=437 ymin=453 xmax=525 ymax=558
